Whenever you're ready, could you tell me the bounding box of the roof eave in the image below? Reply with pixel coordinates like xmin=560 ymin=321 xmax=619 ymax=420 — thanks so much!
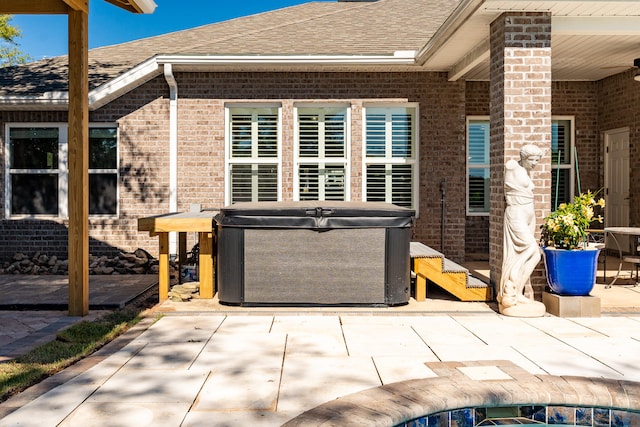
xmin=0 ymin=53 xmax=420 ymax=110
xmin=0 ymin=94 xmax=69 ymax=111
xmin=416 ymin=0 xmax=487 ymax=66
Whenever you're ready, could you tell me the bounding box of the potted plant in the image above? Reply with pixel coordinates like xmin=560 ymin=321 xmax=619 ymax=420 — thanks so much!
xmin=540 ymin=190 xmax=605 ymax=296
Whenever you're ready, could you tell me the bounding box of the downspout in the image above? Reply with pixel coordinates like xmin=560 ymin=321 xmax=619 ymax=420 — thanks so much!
xmin=163 ymin=63 xmax=178 ymax=257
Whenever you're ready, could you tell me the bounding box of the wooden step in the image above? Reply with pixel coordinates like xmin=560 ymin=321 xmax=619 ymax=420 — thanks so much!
xmin=410 ymin=242 xmax=492 ymax=302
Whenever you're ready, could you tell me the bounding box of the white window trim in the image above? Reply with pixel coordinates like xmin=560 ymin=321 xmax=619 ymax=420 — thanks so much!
xmin=224 ymin=104 xmax=282 ymax=205
xmin=5 ymin=122 xmax=119 ymax=219
xmin=361 ymin=103 xmax=419 ymax=215
xmin=89 ymin=123 xmax=121 ymax=219
xmin=293 ymin=104 xmax=351 ymax=201
xmin=465 ymin=115 xmax=575 ymax=216
xmin=551 ymin=115 xmax=575 ymax=208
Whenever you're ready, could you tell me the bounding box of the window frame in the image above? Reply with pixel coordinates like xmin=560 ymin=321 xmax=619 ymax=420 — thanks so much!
xmin=5 ymin=122 xmax=119 ymax=219
xmin=550 ymin=116 xmax=575 ymax=210
xmin=465 ymin=116 xmax=575 ymax=216
xmin=361 ymin=103 xmax=419 ymax=214
xmin=466 ymin=116 xmax=491 ymax=216
xmin=224 ymin=104 xmax=282 ymax=205
xmin=293 ymin=104 xmax=351 ymax=202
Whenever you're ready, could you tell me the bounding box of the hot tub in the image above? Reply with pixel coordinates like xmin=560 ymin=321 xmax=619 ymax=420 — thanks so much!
xmin=215 ymin=201 xmax=414 ymax=306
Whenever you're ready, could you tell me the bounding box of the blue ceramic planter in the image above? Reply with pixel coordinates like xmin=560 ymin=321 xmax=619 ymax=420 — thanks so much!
xmin=542 ymin=247 xmax=600 ymax=296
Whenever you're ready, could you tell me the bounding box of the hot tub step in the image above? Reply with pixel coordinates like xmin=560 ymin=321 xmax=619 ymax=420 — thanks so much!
xmin=410 ymin=242 xmax=492 ymax=302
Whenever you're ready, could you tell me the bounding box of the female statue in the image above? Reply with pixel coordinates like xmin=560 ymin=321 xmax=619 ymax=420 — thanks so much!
xmin=498 ymin=144 xmax=546 ymax=317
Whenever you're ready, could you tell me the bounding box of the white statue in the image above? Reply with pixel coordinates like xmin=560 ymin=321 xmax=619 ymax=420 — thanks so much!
xmin=498 ymin=144 xmax=546 ymax=317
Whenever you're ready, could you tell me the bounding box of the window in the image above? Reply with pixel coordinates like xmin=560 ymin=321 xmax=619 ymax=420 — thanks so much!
xmin=6 ymin=124 xmax=118 ymax=217
xmin=226 ymin=106 xmax=281 ymax=204
xmin=88 ymin=127 xmax=118 ymax=215
xmin=467 ymin=119 xmax=490 ymax=214
xmin=295 ymin=106 xmax=349 ymax=201
xmin=551 ymin=118 xmax=574 ymax=210
xmin=363 ymin=105 xmax=418 ymax=209
xmin=465 ymin=117 xmax=574 ymax=214
xmin=8 ymin=127 xmax=60 ymax=216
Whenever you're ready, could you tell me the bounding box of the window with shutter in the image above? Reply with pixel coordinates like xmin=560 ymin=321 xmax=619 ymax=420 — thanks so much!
xmin=227 ymin=106 xmax=281 ymax=204
xmin=465 ymin=117 xmax=574 ymax=215
xmin=467 ymin=119 xmax=490 ymax=214
xmin=363 ymin=106 xmax=417 ymax=210
xmin=551 ymin=119 xmax=573 ymax=209
xmin=295 ymin=107 xmax=348 ymax=201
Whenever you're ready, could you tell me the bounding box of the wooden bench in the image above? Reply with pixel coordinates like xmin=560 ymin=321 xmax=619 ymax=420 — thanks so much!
xmin=138 ymin=211 xmax=218 ymax=301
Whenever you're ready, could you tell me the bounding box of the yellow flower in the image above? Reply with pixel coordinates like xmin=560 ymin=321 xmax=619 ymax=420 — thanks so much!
xmin=541 ymin=189 xmax=605 ymax=250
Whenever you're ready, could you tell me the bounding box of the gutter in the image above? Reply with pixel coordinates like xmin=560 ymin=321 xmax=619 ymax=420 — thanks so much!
xmin=163 ymin=63 xmax=179 ymax=257
xmin=155 ymin=52 xmax=417 ymax=66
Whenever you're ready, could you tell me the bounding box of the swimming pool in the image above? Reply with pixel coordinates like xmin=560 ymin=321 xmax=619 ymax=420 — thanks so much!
xmin=283 ymin=367 xmax=640 ymax=427
xmin=397 ymin=404 xmax=640 ymax=426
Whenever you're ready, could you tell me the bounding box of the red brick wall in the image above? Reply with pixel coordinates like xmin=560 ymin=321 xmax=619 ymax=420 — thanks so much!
xmin=0 ymin=72 xmax=468 ymax=262
xmin=0 ymin=69 xmax=624 ymax=265
xmin=598 ymin=69 xmax=640 ymax=226
xmin=552 ymin=81 xmax=600 ymax=193
xmin=464 ymin=80 xmax=602 ymax=258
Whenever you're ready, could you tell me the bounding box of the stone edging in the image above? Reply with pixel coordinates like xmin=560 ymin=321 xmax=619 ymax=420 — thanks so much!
xmin=283 ymin=361 xmax=640 ymax=426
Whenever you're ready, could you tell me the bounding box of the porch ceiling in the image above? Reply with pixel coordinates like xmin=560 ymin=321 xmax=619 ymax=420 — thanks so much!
xmin=423 ymin=0 xmax=640 ymax=81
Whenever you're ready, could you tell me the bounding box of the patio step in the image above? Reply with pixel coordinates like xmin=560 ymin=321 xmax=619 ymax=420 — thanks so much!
xmin=410 ymin=242 xmax=492 ymax=302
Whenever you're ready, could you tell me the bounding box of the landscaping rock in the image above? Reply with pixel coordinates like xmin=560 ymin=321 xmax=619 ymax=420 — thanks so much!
xmin=0 ymin=249 xmax=177 ymax=277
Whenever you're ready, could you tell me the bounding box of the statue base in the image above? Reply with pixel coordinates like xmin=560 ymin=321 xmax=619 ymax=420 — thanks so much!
xmin=499 ymin=300 xmax=546 ymax=317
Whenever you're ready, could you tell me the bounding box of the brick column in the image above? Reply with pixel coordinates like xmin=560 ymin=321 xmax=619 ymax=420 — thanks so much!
xmin=489 ymin=12 xmax=552 ymax=298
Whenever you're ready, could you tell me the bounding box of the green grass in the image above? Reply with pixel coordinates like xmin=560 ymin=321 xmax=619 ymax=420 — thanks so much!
xmin=0 ymin=306 xmax=153 ymax=403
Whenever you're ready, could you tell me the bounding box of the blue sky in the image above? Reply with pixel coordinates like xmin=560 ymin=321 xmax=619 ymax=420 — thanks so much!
xmin=11 ymin=0 xmax=334 ymax=62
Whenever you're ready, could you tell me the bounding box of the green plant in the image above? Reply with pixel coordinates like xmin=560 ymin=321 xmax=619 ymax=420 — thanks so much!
xmin=541 ymin=190 xmax=605 ymax=250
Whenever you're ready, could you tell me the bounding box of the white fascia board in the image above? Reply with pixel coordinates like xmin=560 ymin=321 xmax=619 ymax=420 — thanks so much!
xmin=89 ymin=58 xmax=161 ymax=110
xmin=552 ymin=16 xmax=640 ymax=36
xmin=131 ymin=0 xmax=156 ymax=13
xmin=416 ymin=0 xmax=486 ymax=65
xmin=155 ymin=53 xmax=416 ymax=66
xmin=0 ymin=92 xmax=68 ymax=111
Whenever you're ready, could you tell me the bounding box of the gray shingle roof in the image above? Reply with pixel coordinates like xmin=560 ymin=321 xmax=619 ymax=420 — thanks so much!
xmin=0 ymin=0 xmax=462 ymax=96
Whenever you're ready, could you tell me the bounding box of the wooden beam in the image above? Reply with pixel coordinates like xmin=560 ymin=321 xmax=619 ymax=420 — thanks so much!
xmin=67 ymin=8 xmax=90 ymax=316
xmin=0 ymin=0 xmax=69 ymax=14
xmin=63 ymin=0 xmax=88 ymax=13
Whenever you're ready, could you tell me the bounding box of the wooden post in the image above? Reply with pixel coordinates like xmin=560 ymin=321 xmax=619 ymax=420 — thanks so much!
xmin=199 ymin=232 xmax=214 ymax=298
xmin=158 ymin=233 xmax=170 ymax=301
xmin=67 ymin=8 xmax=90 ymax=316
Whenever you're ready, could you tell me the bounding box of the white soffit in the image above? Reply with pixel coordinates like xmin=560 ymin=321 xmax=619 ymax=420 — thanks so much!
xmin=423 ymin=0 xmax=640 ymax=81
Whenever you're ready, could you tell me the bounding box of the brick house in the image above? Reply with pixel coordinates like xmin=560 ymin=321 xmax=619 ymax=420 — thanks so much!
xmin=1 ymin=0 xmax=639 ymax=298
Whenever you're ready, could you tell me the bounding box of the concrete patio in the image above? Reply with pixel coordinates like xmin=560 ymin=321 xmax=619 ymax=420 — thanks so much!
xmin=0 ymin=258 xmax=639 ymax=426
